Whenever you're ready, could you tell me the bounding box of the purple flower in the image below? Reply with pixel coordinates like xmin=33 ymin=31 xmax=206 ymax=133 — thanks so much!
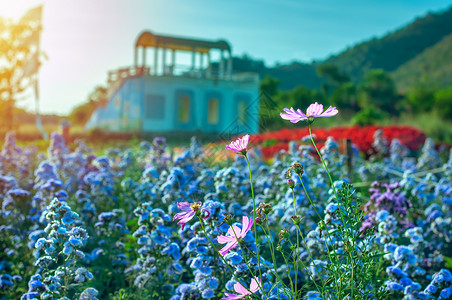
xmin=217 ymin=216 xmax=254 ymax=256
xmin=222 ymin=277 xmax=261 ymax=299
xmin=173 ymin=202 xmax=209 ymax=230
xmin=225 ymin=134 xmax=250 ymax=155
xmin=280 ymin=102 xmax=338 ymax=123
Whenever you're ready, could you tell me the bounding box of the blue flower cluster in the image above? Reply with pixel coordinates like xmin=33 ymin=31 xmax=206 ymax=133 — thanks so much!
xmin=1 ymin=130 xmax=452 ymax=299
xmin=22 ymin=198 xmax=96 ymax=299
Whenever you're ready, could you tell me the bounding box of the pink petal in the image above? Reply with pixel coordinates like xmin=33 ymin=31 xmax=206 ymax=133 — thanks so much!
xmin=219 ymin=241 xmax=237 ymax=256
xmin=234 ymin=282 xmax=249 ymax=296
xmin=280 ymin=107 xmax=307 ymax=123
xmin=217 ymin=235 xmax=236 ymax=244
xmin=227 ymin=224 xmax=242 ymax=237
xmin=176 ymin=210 xmax=195 ymax=229
xmin=306 ymin=102 xmax=323 ymax=117
xmin=250 ymin=278 xmax=261 ymax=293
xmin=177 ymin=202 xmax=191 ymax=210
xmin=320 ymin=106 xmax=338 ymax=117
xmin=225 ymin=134 xmax=250 ymax=152
xmin=173 ymin=211 xmax=190 ymax=221
xmin=241 ymin=134 xmax=250 ymax=148
xmin=241 ymin=216 xmax=250 ymax=234
xmin=202 ymin=208 xmax=211 ymax=219
xmin=222 ymin=292 xmax=243 ymax=300
xmin=241 ymin=217 xmax=254 ymax=237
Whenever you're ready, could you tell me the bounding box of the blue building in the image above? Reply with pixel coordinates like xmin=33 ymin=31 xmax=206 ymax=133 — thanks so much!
xmin=85 ymin=31 xmax=260 ymax=136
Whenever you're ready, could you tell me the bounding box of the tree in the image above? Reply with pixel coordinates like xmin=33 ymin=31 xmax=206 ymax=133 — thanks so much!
xmin=329 ymin=82 xmax=358 ymax=110
xmin=406 ymin=83 xmax=435 ymax=113
xmin=0 ymin=12 xmax=42 ymax=132
xmin=259 ymin=76 xmax=281 ymax=131
xmin=434 ymin=86 xmax=452 ymax=120
xmin=358 ymin=69 xmax=398 ymax=114
xmin=259 ymin=75 xmax=280 ymax=97
xmin=316 ymin=63 xmax=350 ymax=86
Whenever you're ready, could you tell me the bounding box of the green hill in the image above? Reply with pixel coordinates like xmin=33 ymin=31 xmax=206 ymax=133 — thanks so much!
xmin=232 ymin=57 xmax=324 ymax=90
xmin=391 ymin=32 xmax=452 ymax=91
xmin=325 ymin=6 xmax=452 ymax=83
xmin=237 ymin=5 xmax=452 ymax=91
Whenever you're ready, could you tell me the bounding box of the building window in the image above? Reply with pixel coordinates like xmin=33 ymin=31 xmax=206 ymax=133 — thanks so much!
xmin=114 ymin=96 xmax=121 ymax=108
xmin=145 ymin=95 xmax=165 ymax=119
xmin=178 ymin=95 xmax=190 ymax=123
xmin=208 ymin=98 xmax=219 ymax=124
xmin=238 ymin=101 xmax=247 ymax=125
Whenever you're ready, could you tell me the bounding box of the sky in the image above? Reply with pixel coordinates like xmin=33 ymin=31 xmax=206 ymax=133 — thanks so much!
xmin=1 ymin=0 xmax=451 ymax=115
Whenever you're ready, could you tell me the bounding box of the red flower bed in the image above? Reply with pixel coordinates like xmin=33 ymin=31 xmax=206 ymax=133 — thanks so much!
xmin=252 ymin=126 xmax=426 ymax=159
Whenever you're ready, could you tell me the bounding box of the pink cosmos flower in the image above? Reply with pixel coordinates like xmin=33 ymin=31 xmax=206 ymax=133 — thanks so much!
xmin=280 ymin=102 xmax=338 ymax=123
xmin=222 ymin=277 xmax=261 ymax=300
xmin=217 ymin=216 xmax=254 ymax=256
xmin=173 ymin=202 xmax=210 ymax=230
xmin=225 ymin=134 xmax=250 ymax=155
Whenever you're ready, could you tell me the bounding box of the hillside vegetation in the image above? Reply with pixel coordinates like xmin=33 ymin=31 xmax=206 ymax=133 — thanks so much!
xmin=326 ymin=7 xmax=452 ymax=83
xmin=233 ymin=6 xmax=452 ymax=91
xmin=392 ymin=32 xmax=452 ymax=91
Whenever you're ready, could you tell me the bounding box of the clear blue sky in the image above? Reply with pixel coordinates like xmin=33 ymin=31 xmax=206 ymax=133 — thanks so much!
xmin=1 ymin=0 xmax=451 ymax=115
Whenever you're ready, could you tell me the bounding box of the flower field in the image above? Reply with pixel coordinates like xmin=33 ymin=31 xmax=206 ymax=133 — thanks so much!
xmin=1 ymin=105 xmax=452 ymax=300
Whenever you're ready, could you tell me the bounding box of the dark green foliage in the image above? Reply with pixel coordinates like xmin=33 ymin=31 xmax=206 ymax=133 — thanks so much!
xmin=352 ymin=106 xmax=388 ymax=126
xmin=259 ymin=76 xmax=325 ymax=131
xmin=392 ymin=32 xmax=452 ymax=91
xmin=329 ymin=82 xmax=358 ymax=110
xmin=316 ymin=63 xmax=350 ymax=86
xmin=434 ymin=86 xmax=452 ymax=119
xmin=327 ymin=7 xmax=452 ymax=83
xmin=266 ymin=62 xmax=325 ymax=90
xmin=405 ymin=83 xmax=436 ymax=113
xmin=357 ymin=69 xmax=398 ymax=114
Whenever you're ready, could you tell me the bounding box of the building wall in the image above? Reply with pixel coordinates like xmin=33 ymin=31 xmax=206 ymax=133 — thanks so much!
xmin=86 ymin=74 xmax=260 ymax=134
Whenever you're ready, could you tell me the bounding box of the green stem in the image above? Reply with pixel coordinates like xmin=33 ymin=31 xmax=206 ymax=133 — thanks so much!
xmin=297 ymin=174 xmax=341 ymax=296
xmin=279 ymin=245 xmax=295 ymax=296
xmin=261 ymin=220 xmax=291 ymax=299
xmin=308 ymin=124 xmax=354 ymax=299
xmin=230 ymin=224 xmax=269 ymax=300
xmin=244 ymin=155 xmax=264 ymax=290
xmin=291 ymin=189 xmax=300 ymax=299
xmin=198 ymin=217 xmax=260 ymax=299
xmin=294 ymin=224 xmax=325 ymax=297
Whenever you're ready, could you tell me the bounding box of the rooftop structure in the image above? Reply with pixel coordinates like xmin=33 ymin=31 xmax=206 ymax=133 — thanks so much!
xmin=86 ymin=31 xmax=260 ymax=136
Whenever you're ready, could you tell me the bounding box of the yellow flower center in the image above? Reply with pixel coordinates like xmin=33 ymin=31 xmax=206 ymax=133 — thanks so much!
xmin=190 ymin=203 xmax=201 ymax=211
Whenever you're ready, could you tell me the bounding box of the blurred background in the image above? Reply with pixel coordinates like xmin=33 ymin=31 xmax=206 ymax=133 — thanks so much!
xmin=1 ymin=0 xmax=452 ymax=147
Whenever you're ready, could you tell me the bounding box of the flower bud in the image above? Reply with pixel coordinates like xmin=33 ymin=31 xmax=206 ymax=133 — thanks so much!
xmin=280 ymin=228 xmax=289 ymax=239
xmin=292 ymin=163 xmax=304 ymax=176
xmin=291 ymin=215 xmax=301 ymax=225
xmin=224 ymin=214 xmax=234 ymax=226
xmin=262 ymin=204 xmax=272 ymax=215
xmin=287 ymin=179 xmax=295 ymax=189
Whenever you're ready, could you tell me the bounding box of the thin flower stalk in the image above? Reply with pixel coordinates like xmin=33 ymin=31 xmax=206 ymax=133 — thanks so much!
xmin=227 ymin=222 xmax=268 ymax=300
xmin=291 ymin=188 xmax=326 ymax=298
xmin=297 ymin=173 xmax=342 ymax=296
xmin=197 ymin=216 xmax=261 ymax=299
xmin=244 ymin=155 xmax=265 ymax=293
xmin=307 ymin=125 xmax=355 ymax=298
